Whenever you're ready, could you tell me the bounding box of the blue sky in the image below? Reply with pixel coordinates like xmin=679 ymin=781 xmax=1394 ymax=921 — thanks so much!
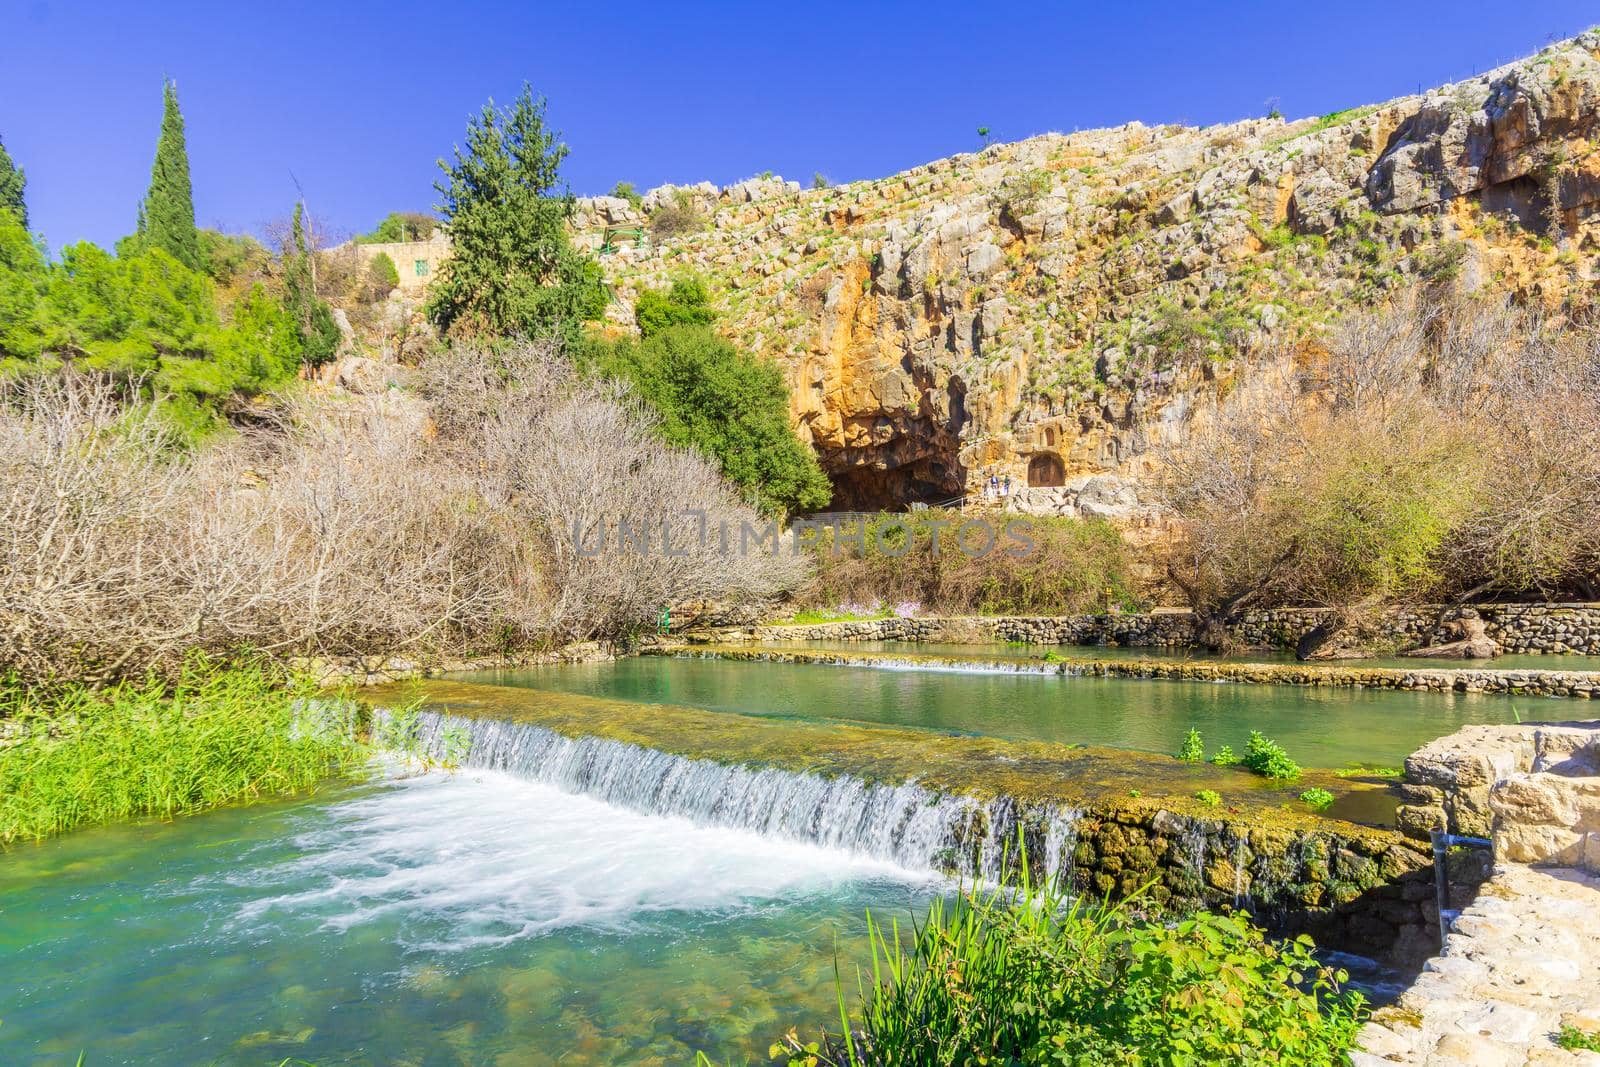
xmin=4 ymin=1 xmax=1596 ymax=251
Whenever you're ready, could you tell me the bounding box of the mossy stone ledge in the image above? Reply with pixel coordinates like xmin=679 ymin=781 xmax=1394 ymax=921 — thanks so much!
xmin=376 ymin=679 xmax=1439 ymax=965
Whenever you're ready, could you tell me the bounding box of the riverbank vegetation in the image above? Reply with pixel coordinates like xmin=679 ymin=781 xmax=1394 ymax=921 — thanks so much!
xmin=0 ymin=657 xmax=361 ymax=844
xmin=765 ymin=874 xmax=1366 ymax=1066
xmin=796 ymin=511 xmax=1137 ymax=616
xmin=0 ymin=353 xmax=801 ymax=683
xmin=1157 ymin=288 xmax=1600 ymax=646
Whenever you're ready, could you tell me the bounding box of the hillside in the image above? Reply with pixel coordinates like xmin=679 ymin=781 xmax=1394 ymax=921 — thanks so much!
xmin=574 ymin=31 xmax=1600 ymax=511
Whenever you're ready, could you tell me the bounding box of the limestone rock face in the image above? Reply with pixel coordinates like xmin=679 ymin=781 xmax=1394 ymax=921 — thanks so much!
xmin=578 ymin=32 xmax=1600 ymax=509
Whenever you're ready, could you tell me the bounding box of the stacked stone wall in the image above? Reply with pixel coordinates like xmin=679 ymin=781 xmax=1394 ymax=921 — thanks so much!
xmin=745 ymin=603 xmax=1600 ymax=655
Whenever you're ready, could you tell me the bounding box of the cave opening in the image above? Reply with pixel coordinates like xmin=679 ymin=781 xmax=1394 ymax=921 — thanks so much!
xmin=1027 ymin=453 xmax=1065 ymax=488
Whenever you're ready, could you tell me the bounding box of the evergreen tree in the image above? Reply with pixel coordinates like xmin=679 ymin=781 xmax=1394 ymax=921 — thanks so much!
xmin=283 ymin=202 xmax=341 ymax=366
xmin=139 ymin=80 xmax=200 ymax=271
xmin=427 ymin=85 xmax=603 ymax=341
xmin=0 ymin=135 xmax=27 ymax=229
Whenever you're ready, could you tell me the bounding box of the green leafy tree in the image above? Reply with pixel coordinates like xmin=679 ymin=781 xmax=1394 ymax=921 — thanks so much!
xmin=427 ymin=85 xmax=602 ymax=341
xmin=633 ymin=276 xmax=715 ymax=338
xmin=220 ymin=284 xmax=302 ymax=388
xmin=0 ymin=134 xmax=27 ymax=228
xmin=609 ymin=181 xmax=643 ymax=209
xmin=197 ymin=229 xmax=269 ymax=287
xmin=355 ymin=211 xmax=437 ymax=244
xmin=138 ymin=81 xmax=201 ymax=271
xmin=283 ymin=203 xmax=341 ymax=366
xmin=0 ymin=210 xmax=48 ymax=365
xmin=595 ymin=324 xmax=831 ymax=515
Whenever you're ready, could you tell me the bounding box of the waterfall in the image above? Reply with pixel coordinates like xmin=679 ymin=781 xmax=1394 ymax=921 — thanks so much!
xmin=406 ymin=709 xmax=1080 ymax=881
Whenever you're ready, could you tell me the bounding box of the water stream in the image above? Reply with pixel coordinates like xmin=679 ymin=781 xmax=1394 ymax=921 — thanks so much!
xmin=0 ymin=770 xmax=942 ymax=1065
xmin=413 ymin=710 xmax=1081 ymax=879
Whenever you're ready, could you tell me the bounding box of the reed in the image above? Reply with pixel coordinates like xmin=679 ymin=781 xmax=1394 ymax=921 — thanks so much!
xmin=0 ymin=656 xmax=365 ymax=845
xmin=767 ymin=855 xmax=1367 ymax=1066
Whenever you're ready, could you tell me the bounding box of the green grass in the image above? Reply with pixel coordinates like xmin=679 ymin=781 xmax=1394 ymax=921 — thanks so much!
xmin=1332 ymin=764 xmax=1403 ymax=779
xmin=755 ymin=854 xmax=1367 ymax=1065
xmin=1557 ymin=1024 xmax=1600 ymax=1052
xmin=774 ymin=606 xmax=894 ymax=625
xmin=0 ymin=656 xmax=368 ymax=845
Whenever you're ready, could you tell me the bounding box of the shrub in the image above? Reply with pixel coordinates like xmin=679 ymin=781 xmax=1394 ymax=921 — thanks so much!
xmin=609 ymin=181 xmax=643 ymax=209
xmin=0 ymin=352 xmax=808 ymax=681
xmin=1300 ymin=787 xmax=1336 ymax=811
xmin=1243 ymin=730 xmax=1302 ymax=780
xmin=633 ymin=276 xmax=715 ymax=338
xmin=801 ymin=512 xmax=1137 ymax=617
xmin=369 ymin=251 xmax=400 ymax=293
xmin=649 ymin=188 xmax=704 ymax=237
xmin=771 ymin=871 xmax=1367 ymax=1065
xmin=1195 ymin=789 xmax=1222 ymax=807
xmin=1557 ymin=1025 xmax=1600 ymax=1052
xmin=1177 ymin=727 xmax=1204 ymax=762
xmin=587 ymin=324 xmax=832 ymax=515
xmin=1211 ymin=745 xmax=1239 ymax=766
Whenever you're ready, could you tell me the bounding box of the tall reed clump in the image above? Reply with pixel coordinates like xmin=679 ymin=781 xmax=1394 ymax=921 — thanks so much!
xmin=765 ymin=869 xmax=1367 ymax=1066
xmin=0 ymin=656 xmax=364 ymax=844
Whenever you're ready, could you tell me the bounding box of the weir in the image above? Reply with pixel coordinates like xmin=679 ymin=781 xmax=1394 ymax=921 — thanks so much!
xmin=413 ymin=710 xmax=1080 ymax=881
xmin=382 ymin=680 xmax=1444 ymax=966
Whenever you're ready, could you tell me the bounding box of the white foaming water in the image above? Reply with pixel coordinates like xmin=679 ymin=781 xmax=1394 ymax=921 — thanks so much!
xmin=406 ymin=709 xmax=1082 ymax=881
xmin=232 ymin=770 xmax=933 ymax=951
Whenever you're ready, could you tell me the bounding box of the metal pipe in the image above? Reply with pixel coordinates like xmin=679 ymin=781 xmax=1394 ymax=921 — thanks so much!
xmin=1430 ymin=829 xmax=1493 ymax=950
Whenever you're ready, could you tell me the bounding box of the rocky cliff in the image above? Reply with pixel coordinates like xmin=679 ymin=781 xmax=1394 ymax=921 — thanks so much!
xmin=575 ymin=32 xmax=1600 ymax=511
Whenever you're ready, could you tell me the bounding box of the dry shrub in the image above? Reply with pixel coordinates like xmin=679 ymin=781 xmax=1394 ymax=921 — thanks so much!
xmin=0 ymin=348 xmax=807 ymax=681
xmin=800 ymin=512 xmax=1136 ymax=616
xmin=1155 ymin=285 xmax=1600 ymax=640
xmin=419 ymin=345 xmax=809 ymax=638
xmin=0 ymin=375 xmax=189 ymax=679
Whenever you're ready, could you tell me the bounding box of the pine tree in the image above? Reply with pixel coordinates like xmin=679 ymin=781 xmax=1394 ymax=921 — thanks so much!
xmin=139 ymin=80 xmax=200 ymax=270
xmin=0 ymin=135 xmax=26 ymax=229
xmin=427 ymin=85 xmax=603 ymax=341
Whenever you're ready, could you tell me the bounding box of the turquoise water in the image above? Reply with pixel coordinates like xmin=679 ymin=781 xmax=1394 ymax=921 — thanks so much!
xmin=774 ymin=638 xmax=1599 ymax=673
xmin=0 ymin=771 xmax=936 ymax=1066
xmin=458 ymin=653 xmax=1536 ymax=769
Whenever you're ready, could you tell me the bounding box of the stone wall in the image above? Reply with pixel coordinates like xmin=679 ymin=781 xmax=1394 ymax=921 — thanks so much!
xmin=1055 ymin=803 xmax=1440 ymax=966
xmin=665 ymin=645 xmax=1600 ymax=700
xmin=1398 ymin=719 xmax=1600 ymax=873
xmin=293 ymin=641 xmax=612 ymax=687
xmin=745 ymin=603 xmax=1600 ymax=656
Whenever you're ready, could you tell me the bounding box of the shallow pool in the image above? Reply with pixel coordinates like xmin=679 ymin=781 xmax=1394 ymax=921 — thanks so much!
xmin=459 ymin=652 xmax=1534 ymax=769
xmin=0 ymin=771 xmax=936 ymax=1065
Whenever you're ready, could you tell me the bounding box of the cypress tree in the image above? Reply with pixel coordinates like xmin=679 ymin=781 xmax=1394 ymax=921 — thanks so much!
xmin=284 ymin=202 xmax=342 ymax=366
xmin=0 ymin=135 xmax=26 ymax=228
xmin=139 ymin=80 xmax=200 ymax=270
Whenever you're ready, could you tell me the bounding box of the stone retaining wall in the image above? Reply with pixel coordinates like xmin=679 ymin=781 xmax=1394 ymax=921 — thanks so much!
xmin=666 ymin=646 xmax=1600 ymax=700
xmin=1397 ymin=720 xmax=1600 ymax=871
xmin=1055 ymin=803 xmax=1441 ymax=966
xmin=294 ymin=641 xmax=613 ymax=687
xmin=748 ymin=603 xmax=1600 ymax=655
